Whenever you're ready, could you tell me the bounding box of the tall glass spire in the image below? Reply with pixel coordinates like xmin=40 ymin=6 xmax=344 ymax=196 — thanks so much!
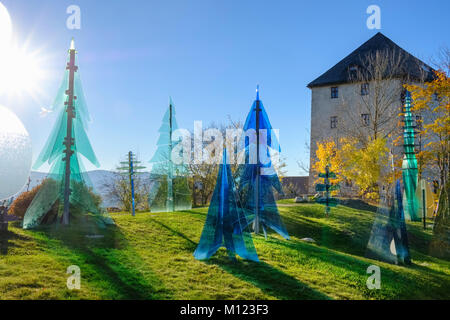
xmin=148 ymin=98 xmax=191 ymax=212
xmin=402 ymin=91 xmax=420 ymax=221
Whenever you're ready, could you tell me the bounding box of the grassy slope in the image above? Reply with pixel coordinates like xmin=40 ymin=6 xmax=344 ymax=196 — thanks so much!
xmin=0 ymin=201 xmax=449 ymax=300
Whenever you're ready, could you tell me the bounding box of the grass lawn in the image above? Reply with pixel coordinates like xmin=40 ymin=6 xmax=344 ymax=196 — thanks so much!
xmin=0 ymin=201 xmax=449 ymax=300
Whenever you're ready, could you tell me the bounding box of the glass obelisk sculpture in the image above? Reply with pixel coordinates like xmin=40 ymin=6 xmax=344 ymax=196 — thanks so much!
xmin=23 ymin=39 xmax=112 ymax=229
xmin=366 ymin=180 xmax=411 ymax=265
xmin=194 ymin=149 xmax=259 ymax=262
xmin=148 ymin=98 xmax=191 ymax=212
xmin=402 ymin=91 xmax=420 ymax=221
xmin=236 ymin=87 xmax=289 ymax=240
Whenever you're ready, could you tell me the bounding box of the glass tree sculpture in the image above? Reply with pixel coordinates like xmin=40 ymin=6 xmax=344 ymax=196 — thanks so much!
xmin=366 ymin=180 xmax=411 ymax=265
xmin=402 ymin=91 xmax=420 ymax=221
xmin=315 ymin=165 xmax=339 ymax=215
xmin=194 ymin=149 xmax=259 ymax=262
xmin=235 ymin=87 xmax=289 ymax=240
xmin=148 ymin=98 xmax=191 ymax=212
xmin=23 ymin=39 xmax=113 ymax=229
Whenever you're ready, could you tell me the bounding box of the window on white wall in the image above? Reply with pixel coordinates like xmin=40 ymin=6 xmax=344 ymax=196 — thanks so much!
xmin=361 ymin=83 xmax=369 ymax=96
xmin=331 ymin=87 xmax=338 ymax=99
xmin=330 ymin=116 xmax=337 ymax=129
xmin=361 ymin=113 xmax=370 ymax=126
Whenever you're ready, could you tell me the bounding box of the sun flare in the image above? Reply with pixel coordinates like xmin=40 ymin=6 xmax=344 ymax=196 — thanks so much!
xmin=0 ymin=3 xmax=45 ymax=99
xmin=0 ymin=47 xmax=44 ymax=97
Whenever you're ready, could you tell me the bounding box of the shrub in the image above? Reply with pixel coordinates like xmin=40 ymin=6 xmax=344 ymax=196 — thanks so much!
xmin=8 ymin=183 xmax=42 ymax=219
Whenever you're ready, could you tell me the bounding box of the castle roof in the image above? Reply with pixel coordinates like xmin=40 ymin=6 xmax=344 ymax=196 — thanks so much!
xmin=307 ymin=32 xmax=434 ymax=88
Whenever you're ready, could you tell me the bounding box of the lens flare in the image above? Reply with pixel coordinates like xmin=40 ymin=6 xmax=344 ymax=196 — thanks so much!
xmin=0 ymin=3 xmax=12 ymax=48
xmin=0 ymin=3 xmax=46 ymax=99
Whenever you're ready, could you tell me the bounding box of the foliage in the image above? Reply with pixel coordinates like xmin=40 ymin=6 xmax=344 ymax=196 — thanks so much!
xmin=339 ymin=137 xmax=389 ymax=201
xmin=9 ymin=178 xmax=104 ymax=224
xmin=281 ymin=181 xmax=301 ymax=199
xmin=313 ymin=138 xmax=390 ymax=201
xmin=311 ymin=139 xmax=343 ymax=186
xmin=405 ymin=69 xmax=450 ymax=188
xmin=107 ymin=172 xmax=149 ymax=212
xmin=8 ymin=180 xmax=55 ymax=219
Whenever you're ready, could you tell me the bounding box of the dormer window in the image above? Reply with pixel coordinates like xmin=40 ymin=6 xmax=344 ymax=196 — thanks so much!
xmin=349 ymin=65 xmax=359 ymax=80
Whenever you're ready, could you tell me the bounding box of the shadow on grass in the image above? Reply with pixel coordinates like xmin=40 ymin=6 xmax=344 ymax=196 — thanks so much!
xmin=33 ymin=220 xmax=171 ymax=299
xmin=271 ymin=234 xmax=450 ymax=299
xmin=0 ymin=228 xmax=32 ymax=255
xmin=150 ymin=217 xmax=330 ymax=300
xmin=281 ymin=214 xmax=371 ymax=257
xmin=207 ymin=256 xmax=330 ymax=300
xmin=151 ymin=219 xmax=197 ymax=249
xmin=339 ymin=199 xmax=379 ymax=213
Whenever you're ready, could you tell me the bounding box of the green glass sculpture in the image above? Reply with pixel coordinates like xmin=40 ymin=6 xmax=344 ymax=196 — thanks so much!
xmin=402 ymin=91 xmax=420 ymax=221
xmin=23 ymin=39 xmax=113 ymax=229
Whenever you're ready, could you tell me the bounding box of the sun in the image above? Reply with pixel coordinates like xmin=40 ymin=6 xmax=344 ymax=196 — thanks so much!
xmin=0 ymin=3 xmax=45 ymax=99
xmin=0 ymin=46 xmax=44 ymax=97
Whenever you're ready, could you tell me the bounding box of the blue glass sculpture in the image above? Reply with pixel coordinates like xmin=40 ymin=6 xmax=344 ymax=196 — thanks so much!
xmin=194 ymin=149 xmax=259 ymax=262
xmin=235 ymin=87 xmax=289 ymax=240
xmin=366 ymin=180 xmax=411 ymax=265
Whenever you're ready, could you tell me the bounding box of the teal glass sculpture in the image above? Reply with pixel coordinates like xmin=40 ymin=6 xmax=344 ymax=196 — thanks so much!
xmin=148 ymin=98 xmax=191 ymax=212
xmin=402 ymin=91 xmax=420 ymax=221
xmin=23 ymin=39 xmax=113 ymax=229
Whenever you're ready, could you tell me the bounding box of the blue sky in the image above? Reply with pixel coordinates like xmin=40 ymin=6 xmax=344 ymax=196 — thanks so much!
xmin=1 ymin=0 xmax=449 ymax=175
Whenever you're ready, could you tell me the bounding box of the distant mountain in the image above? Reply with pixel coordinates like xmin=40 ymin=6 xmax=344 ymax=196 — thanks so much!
xmin=17 ymin=170 xmax=151 ymax=208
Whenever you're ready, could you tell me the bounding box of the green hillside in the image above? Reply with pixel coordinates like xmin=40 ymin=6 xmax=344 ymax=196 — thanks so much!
xmin=0 ymin=201 xmax=449 ymax=300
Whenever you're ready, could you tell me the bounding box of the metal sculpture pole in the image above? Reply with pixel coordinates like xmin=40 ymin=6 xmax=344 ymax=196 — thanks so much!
xmin=0 ymin=202 xmax=8 ymax=232
xmin=315 ymin=164 xmax=339 ymax=215
xmin=167 ymin=101 xmax=174 ymax=212
xmin=62 ymin=39 xmax=78 ymax=225
xmin=119 ymin=152 xmax=145 ymax=216
xmin=324 ymin=166 xmax=330 ymax=215
xmin=128 ymin=151 xmax=136 ymax=217
xmin=253 ymin=86 xmax=261 ymax=234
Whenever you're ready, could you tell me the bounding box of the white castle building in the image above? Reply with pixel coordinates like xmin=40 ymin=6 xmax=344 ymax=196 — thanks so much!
xmin=307 ymin=32 xmax=435 ymax=194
